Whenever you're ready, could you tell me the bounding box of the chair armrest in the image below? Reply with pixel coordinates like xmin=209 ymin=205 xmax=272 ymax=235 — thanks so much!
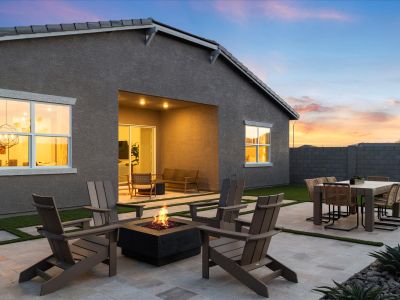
xmin=198 ymin=225 xmax=250 ymax=241
xmin=189 ymin=200 xmax=219 ymax=208
xmin=62 ymin=224 xmax=120 ymax=240
xmin=62 ymin=218 xmax=92 ymax=228
xmin=83 ymin=206 xmax=111 ymax=213
xmin=198 ymin=225 xmax=280 ymax=241
xmin=218 ymin=204 xmax=248 ymax=211
xmin=189 ymin=201 xmax=219 ymax=218
xmin=117 ymin=203 xmax=144 ymax=218
xmin=247 ymin=230 xmax=281 ymax=241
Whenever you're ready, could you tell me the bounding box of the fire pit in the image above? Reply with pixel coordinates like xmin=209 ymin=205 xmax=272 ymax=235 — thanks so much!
xmin=118 ymin=206 xmax=202 ymax=266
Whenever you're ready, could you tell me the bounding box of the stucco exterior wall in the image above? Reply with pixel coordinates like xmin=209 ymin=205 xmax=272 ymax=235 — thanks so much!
xmin=0 ymin=29 xmax=291 ymax=215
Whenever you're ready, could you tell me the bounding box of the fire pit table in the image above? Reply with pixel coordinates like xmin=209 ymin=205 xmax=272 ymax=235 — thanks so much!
xmin=118 ymin=216 xmax=202 ymax=266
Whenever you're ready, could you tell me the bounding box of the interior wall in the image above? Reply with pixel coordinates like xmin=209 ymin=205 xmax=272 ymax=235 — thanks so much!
xmin=160 ymin=105 xmax=219 ymax=191
xmin=118 ymin=105 xmax=162 ymax=174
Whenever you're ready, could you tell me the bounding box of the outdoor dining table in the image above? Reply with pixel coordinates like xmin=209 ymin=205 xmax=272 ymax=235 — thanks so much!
xmin=313 ymin=180 xmax=400 ymax=232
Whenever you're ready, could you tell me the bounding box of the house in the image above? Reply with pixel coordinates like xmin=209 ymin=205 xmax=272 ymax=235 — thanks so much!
xmin=0 ymin=18 xmax=299 ymax=215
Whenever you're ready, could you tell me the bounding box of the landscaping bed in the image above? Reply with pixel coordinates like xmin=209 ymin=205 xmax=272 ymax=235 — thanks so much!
xmin=316 ymin=244 xmax=400 ymax=299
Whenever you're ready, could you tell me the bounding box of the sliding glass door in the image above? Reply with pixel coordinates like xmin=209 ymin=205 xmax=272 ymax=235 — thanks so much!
xmin=118 ymin=125 xmax=156 ymax=186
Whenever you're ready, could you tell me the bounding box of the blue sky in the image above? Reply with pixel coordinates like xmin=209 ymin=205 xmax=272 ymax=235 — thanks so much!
xmin=1 ymin=0 xmax=399 ymax=145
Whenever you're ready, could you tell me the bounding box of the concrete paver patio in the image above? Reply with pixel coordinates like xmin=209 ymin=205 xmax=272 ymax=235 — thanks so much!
xmin=1 ymin=199 xmax=395 ymax=299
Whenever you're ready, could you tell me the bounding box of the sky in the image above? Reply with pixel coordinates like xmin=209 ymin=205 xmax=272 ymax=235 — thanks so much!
xmin=1 ymin=0 xmax=399 ymax=146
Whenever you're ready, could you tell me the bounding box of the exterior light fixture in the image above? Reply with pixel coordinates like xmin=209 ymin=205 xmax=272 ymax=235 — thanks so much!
xmin=139 ymin=98 xmax=146 ymax=106
xmin=163 ymin=102 xmax=169 ymax=109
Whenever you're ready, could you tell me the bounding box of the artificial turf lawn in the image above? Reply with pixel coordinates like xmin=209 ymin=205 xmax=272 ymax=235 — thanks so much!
xmin=244 ymin=184 xmax=309 ymax=201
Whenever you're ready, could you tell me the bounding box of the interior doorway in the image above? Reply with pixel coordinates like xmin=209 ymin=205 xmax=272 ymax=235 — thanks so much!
xmin=118 ymin=124 xmax=156 ymax=187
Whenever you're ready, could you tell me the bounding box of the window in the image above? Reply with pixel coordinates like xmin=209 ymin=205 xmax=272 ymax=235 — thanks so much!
xmin=0 ymin=98 xmax=71 ymax=170
xmin=245 ymin=122 xmax=272 ymax=166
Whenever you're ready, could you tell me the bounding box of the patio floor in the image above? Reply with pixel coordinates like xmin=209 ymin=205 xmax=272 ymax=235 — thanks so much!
xmin=1 ymin=196 xmax=399 ymax=299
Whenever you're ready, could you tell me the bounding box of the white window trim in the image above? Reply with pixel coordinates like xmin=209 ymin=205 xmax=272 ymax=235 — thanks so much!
xmin=0 ymin=88 xmax=76 ymax=176
xmin=244 ymin=120 xmax=273 ymax=168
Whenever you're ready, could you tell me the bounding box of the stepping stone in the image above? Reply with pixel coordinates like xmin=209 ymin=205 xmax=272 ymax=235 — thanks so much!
xmin=0 ymin=230 xmax=18 ymax=242
xmin=18 ymin=225 xmax=80 ymax=236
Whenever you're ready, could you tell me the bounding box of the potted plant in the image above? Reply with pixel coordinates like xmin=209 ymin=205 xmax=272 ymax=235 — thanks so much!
xmin=350 ymin=176 xmax=364 ymax=185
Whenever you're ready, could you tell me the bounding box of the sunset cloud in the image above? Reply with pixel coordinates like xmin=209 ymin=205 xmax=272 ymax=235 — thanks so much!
xmin=0 ymin=0 xmax=101 ymax=24
xmin=213 ymin=0 xmax=353 ymax=23
xmin=387 ymin=97 xmax=400 ymax=105
xmin=289 ymin=96 xmax=400 ymax=146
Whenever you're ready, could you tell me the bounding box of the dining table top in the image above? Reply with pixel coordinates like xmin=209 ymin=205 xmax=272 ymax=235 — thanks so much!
xmin=316 ymin=180 xmax=399 ymax=189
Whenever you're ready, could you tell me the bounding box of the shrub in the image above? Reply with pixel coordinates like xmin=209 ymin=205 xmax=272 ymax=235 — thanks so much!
xmin=370 ymin=244 xmax=400 ymax=276
xmin=313 ymin=281 xmax=396 ymax=300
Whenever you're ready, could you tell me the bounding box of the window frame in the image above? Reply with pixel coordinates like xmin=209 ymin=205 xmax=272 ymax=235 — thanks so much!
xmin=244 ymin=120 xmax=273 ymax=168
xmin=0 ymin=88 xmax=76 ymax=176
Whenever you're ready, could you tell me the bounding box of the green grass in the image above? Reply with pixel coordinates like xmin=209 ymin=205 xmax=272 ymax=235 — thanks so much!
xmin=244 ymin=184 xmax=309 ymax=202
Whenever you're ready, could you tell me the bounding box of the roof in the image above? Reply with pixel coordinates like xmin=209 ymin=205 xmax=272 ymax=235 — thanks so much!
xmin=0 ymin=18 xmax=299 ymax=119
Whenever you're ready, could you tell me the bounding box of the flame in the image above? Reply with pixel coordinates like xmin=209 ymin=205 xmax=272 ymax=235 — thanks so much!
xmin=152 ymin=205 xmax=169 ymax=228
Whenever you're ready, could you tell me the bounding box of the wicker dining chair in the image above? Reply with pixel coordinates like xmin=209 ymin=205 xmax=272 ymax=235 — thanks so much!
xmin=367 ymin=176 xmax=390 ymax=182
xmin=129 ymin=173 xmax=155 ymax=198
xmin=325 ymin=177 xmax=337 ymax=183
xmin=363 ymin=183 xmax=400 ymax=231
xmin=323 ymin=183 xmax=359 ymax=231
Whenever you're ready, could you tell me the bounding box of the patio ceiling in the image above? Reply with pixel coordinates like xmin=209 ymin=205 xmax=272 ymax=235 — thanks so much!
xmin=118 ymin=90 xmax=210 ymax=111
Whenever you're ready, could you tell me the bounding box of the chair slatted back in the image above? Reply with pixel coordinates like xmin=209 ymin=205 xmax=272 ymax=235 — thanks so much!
xmin=304 ymin=178 xmax=318 ymax=201
xmin=132 ymin=173 xmax=152 ymax=184
xmin=32 ymin=194 xmax=74 ymax=265
xmin=386 ymin=184 xmax=400 ymax=207
xmin=323 ymin=183 xmax=352 ymax=206
xmin=367 ymin=176 xmax=390 ymax=182
xmin=87 ymin=181 xmax=118 ymax=226
xmin=325 ymin=177 xmax=337 ymax=183
xmin=222 ymin=178 xmax=245 ymax=223
xmin=240 ymin=193 xmax=283 ymax=266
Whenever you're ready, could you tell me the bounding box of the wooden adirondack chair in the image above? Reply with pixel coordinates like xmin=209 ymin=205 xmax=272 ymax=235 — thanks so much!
xmin=19 ymin=194 xmax=119 ymax=296
xmin=84 ymin=181 xmax=144 ymax=226
xmin=199 ymin=193 xmax=298 ymax=298
xmin=189 ymin=177 xmax=247 ymax=229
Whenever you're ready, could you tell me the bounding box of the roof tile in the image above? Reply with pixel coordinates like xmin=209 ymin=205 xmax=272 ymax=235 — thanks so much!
xmin=75 ymin=23 xmax=88 ymax=30
xmin=31 ymin=25 xmax=48 ymax=33
xmin=46 ymin=24 xmax=62 ymax=32
xmin=0 ymin=27 xmax=17 ymax=36
xmin=15 ymin=26 xmax=33 ymax=34
xmin=61 ymin=23 xmax=76 ymax=31
xmin=122 ymin=19 xmax=133 ymax=26
xmin=141 ymin=18 xmax=152 ymax=25
xmin=99 ymin=21 xmax=111 ymax=28
xmin=87 ymin=22 xmax=101 ymax=29
xmin=110 ymin=20 xmax=123 ymax=27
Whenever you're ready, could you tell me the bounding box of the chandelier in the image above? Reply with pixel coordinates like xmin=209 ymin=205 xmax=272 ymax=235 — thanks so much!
xmin=0 ymin=124 xmax=19 ymax=148
xmin=0 ymin=101 xmax=20 ymax=149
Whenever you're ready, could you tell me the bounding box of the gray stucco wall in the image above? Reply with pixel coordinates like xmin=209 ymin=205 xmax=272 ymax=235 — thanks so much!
xmin=0 ymin=30 xmax=291 ymax=215
xmin=290 ymin=144 xmax=400 ymax=184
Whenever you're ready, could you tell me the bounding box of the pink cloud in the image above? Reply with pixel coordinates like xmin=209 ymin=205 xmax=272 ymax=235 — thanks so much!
xmin=261 ymin=1 xmax=352 ymax=22
xmin=0 ymin=0 xmax=101 ymax=24
xmin=357 ymin=111 xmax=394 ymax=122
xmin=213 ymin=0 xmax=353 ymax=23
xmin=387 ymin=97 xmax=400 ymax=105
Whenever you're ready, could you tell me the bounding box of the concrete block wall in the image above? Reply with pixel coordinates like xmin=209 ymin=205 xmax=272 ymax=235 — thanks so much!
xmin=290 ymin=144 xmax=400 ymax=184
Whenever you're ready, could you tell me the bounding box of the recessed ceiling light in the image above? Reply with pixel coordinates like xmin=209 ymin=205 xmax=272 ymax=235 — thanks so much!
xmin=163 ymin=102 xmax=169 ymax=109
xmin=140 ymin=98 xmax=146 ymax=105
